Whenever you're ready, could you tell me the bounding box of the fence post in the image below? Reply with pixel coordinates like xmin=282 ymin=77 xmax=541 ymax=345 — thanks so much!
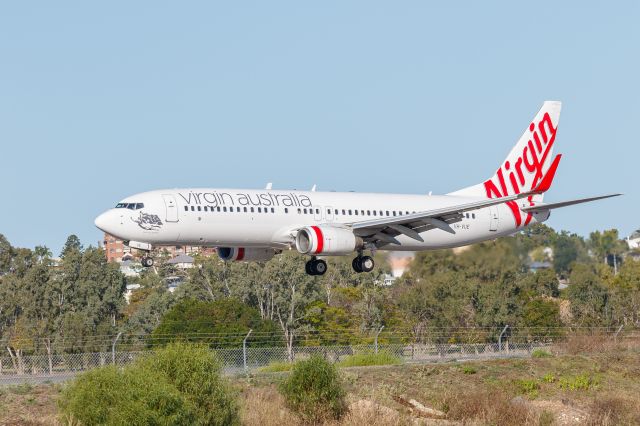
xmin=498 ymin=325 xmax=509 ymax=352
xmin=112 ymin=332 xmax=122 ymax=365
xmin=375 ymin=326 xmax=385 ymax=354
xmin=613 ymin=324 xmax=624 ymax=342
xmin=243 ymin=329 xmax=253 ymax=373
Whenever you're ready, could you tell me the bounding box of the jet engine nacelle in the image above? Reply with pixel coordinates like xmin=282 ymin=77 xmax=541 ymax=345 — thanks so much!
xmin=295 ymin=225 xmax=362 ymax=256
xmin=217 ymin=247 xmax=276 ymax=262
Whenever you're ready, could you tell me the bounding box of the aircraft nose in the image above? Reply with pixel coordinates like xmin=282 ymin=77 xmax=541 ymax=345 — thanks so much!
xmin=94 ymin=211 xmax=112 ymax=232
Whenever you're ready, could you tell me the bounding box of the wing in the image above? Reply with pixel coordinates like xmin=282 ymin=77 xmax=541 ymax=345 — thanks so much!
xmin=347 ymin=189 xmax=538 ymax=246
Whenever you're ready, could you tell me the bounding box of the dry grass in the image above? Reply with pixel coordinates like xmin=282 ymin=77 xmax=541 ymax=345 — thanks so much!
xmin=439 ymin=388 xmax=540 ymax=425
xmin=586 ymin=394 xmax=640 ymax=426
xmin=0 ymin=384 xmax=60 ymax=425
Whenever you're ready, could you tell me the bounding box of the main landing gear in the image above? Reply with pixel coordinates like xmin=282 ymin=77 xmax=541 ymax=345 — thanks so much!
xmin=141 ymin=256 xmax=154 ymax=268
xmin=304 ymin=255 xmax=375 ymax=276
xmin=305 ymin=257 xmax=327 ymax=276
xmin=352 ymin=255 xmax=375 ymax=273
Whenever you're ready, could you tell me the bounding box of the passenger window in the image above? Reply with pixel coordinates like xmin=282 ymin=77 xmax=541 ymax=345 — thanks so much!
xmin=367 ymin=210 xmax=371 ymax=215
xmin=184 ymin=206 xmax=188 ymax=212
xmin=244 ymin=207 xmax=248 ymax=212
xmin=348 ymin=209 xmax=352 ymax=215
xmin=386 ymin=211 xmax=390 ymax=216
xmin=223 ymin=207 xmax=227 ymax=212
xmin=191 ymin=206 xmax=195 ymax=211
xmin=285 ymin=208 xmax=289 ymax=213
xmin=334 ymin=209 xmax=338 ymax=215
xmin=258 ymin=207 xmax=262 ymax=213
xmin=472 ymin=213 xmax=476 ymax=219
xmin=298 ymin=208 xmax=301 ymax=214
xmin=250 ymin=207 xmax=254 ymax=213
xmin=342 ymin=209 xmax=346 ymax=215
xmin=373 ymin=211 xmax=377 ymax=216
xmin=303 ymin=208 xmax=307 ymax=214
xmin=315 ymin=208 xmax=319 ymax=214
xmin=217 ymin=206 xmax=221 ymax=212
xmin=230 ymin=207 xmax=234 ymax=212
xmin=393 ymin=211 xmax=396 ymax=216
xmin=197 ymin=206 xmax=202 ymax=211
xmin=271 ymin=207 xmax=275 ymax=213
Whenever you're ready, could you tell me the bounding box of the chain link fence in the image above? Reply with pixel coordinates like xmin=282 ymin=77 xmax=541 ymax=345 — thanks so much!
xmin=3 ymin=327 xmax=636 ymax=386
xmin=0 ymin=340 xmax=550 ymax=385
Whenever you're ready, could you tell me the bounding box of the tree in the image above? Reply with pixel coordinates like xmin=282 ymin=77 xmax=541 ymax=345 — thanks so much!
xmin=521 ymin=299 xmax=561 ymax=338
xmin=61 ymin=234 xmax=83 ymax=258
xmin=151 ymin=298 xmax=278 ymax=347
xmin=553 ymin=232 xmax=580 ymax=274
xmin=0 ymin=234 xmax=12 ymax=274
xmin=567 ymin=264 xmax=611 ymax=326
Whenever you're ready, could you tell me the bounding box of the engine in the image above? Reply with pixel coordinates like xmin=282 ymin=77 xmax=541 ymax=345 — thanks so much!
xmin=217 ymin=247 xmax=276 ymax=262
xmin=295 ymin=225 xmax=362 ymax=256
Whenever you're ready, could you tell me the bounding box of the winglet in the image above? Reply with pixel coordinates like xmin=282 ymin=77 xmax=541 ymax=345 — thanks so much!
xmin=533 ymin=154 xmax=562 ymax=194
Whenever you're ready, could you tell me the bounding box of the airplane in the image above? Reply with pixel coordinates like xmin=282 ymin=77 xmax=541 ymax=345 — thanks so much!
xmin=94 ymin=101 xmax=620 ymax=275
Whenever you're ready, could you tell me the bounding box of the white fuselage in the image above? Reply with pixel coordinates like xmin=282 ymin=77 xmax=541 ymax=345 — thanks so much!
xmin=94 ymin=188 xmax=548 ymax=252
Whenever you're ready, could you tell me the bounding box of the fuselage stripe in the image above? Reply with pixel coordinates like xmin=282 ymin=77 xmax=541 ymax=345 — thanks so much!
xmin=237 ymin=247 xmax=245 ymax=261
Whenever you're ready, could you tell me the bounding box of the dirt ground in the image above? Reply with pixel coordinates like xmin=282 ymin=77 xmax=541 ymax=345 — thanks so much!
xmin=2 ymin=338 xmax=639 ymax=425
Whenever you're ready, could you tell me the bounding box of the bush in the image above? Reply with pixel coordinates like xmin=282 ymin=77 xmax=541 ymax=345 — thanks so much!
xmin=279 ymin=355 xmax=347 ymax=423
xmin=532 ymin=349 xmax=553 ymax=358
xmin=337 ymin=350 xmax=401 ymax=367
xmin=461 ymin=365 xmax=477 ymax=375
xmin=558 ymin=374 xmax=598 ymax=391
xmin=59 ymin=343 xmax=239 ymax=425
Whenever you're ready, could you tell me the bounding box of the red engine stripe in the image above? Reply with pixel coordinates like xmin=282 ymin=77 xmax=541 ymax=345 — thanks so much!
xmin=311 ymin=226 xmax=324 ymax=254
xmin=237 ymin=247 xmax=245 ymax=261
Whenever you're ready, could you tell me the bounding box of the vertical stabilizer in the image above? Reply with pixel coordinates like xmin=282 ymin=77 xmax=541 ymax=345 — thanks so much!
xmin=449 ymin=101 xmax=562 ymax=226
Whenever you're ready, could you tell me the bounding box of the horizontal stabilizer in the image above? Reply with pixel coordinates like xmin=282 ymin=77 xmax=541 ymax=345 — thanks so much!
xmin=520 ymin=194 xmax=622 ymax=213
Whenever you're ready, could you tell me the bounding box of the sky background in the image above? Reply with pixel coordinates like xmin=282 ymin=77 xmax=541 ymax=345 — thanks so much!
xmin=1 ymin=2 xmax=638 ymax=254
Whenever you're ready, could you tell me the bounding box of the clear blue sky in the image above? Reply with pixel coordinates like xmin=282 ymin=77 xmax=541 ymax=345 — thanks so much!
xmin=1 ymin=2 xmax=638 ymax=254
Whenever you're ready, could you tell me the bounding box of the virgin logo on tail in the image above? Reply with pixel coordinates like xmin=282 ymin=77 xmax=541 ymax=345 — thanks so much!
xmin=483 ymin=112 xmax=558 ymax=227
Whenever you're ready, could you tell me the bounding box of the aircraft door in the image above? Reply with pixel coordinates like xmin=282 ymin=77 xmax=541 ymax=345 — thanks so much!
xmin=163 ymin=194 xmax=179 ymax=222
xmin=489 ymin=206 xmax=499 ymax=231
xmin=325 ymin=206 xmax=334 ymax=222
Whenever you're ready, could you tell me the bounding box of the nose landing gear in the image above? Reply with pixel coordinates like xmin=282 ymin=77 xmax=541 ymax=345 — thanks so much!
xmin=141 ymin=256 xmax=154 ymax=268
xmin=305 ymin=257 xmax=327 ymax=276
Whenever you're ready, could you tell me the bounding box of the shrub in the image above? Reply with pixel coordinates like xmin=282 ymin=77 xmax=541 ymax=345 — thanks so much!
xmin=515 ymin=378 xmax=540 ymax=397
xmin=461 ymin=365 xmax=477 ymax=375
xmin=59 ymin=343 xmax=239 ymax=425
xmin=279 ymin=355 xmax=347 ymax=423
xmin=542 ymin=372 xmax=556 ymax=383
xmin=532 ymin=348 xmax=553 ymax=358
xmin=337 ymin=350 xmax=401 ymax=368
xmin=558 ymin=374 xmax=598 ymax=391
xmin=59 ymin=365 xmax=195 ymax=425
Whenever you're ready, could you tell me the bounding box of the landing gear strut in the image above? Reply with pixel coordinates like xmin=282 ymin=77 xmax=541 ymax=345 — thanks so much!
xmin=352 ymin=255 xmax=374 ymax=273
xmin=141 ymin=256 xmax=154 ymax=268
xmin=305 ymin=257 xmax=327 ymax=276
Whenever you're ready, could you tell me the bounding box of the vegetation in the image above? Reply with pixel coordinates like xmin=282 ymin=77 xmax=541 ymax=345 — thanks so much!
xmin=337 ymin=350 xmax=401 ymax=367
xmin=58 ymin=342 xmax=239 ymax=425
xmin=1 ymin=223 xmax=640 ymax=360
xmin=279 ymin=355 xmax=347 ymax=423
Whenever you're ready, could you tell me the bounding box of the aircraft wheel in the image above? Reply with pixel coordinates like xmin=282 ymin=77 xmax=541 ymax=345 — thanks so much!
xmin=352 ymin=257 xmax=363 ymax=273
xmin=313 ymin=259 xmax=327 ymax=276
xmin=142 ymin=256 xmax=154 ymax=267
xmin=305 ymin=260 xmax=315 ymax=275
xmin=360 ymin=256 xmax=375 ymax=272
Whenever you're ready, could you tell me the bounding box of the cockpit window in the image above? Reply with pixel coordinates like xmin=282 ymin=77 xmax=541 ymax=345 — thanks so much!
xmin=115 ymin=202 xmax=144 ymax=210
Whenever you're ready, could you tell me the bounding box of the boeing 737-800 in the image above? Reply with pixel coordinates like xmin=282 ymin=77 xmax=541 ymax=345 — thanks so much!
xmin=95 ymin=101 xmax=619 ymax=275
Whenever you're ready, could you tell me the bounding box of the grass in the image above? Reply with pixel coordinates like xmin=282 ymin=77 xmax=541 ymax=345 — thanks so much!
xmin=259 ymin=361 xmax=294 ymax=373
xmin=532 ymin=348 xmax=553 ymax=358
xmin=336 ymin=351 xmax=402 ymax=368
